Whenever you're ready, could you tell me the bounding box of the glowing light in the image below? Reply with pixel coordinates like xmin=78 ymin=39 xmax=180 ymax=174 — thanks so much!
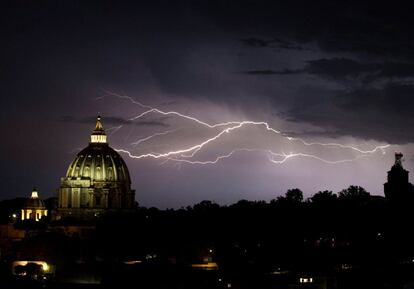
xmin=12 ymin=261 xmax=51 ymax=274
xmin=191 ymin=262 xmax=219 ymax=270
xmin=270 ymin=269 xmax=289 ymax=275
xmin=91 ymin=134 xmax=107 ymax=143
xmin=299 ymin=277 xmax=313 ymax=283
xmin=99 ymin=91 xmax=391 ymax=166
xmin=42 ymin=263 xmax=49 ymax=271
xmin=124 ymin=260 xmax=142 ymax=265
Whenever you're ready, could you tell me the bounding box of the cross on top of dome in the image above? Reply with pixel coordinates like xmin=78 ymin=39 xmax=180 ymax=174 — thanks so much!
xmin=91 ymin=115 xmax=107 ymax=143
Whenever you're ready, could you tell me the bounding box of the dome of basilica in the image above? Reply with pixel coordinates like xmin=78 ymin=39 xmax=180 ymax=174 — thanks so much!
xmin=56 ymin=116 xmax=135 ymax=218
xmin=65 ymin=141 xmax=131 ymax=184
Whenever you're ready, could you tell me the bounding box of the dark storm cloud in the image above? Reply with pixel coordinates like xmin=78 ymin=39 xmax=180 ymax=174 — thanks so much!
xmin=242 ymin=69 xmax=302 ymax=75
xmin=240 ymin=38 xmax=273 ymax=48
xmin=240 ymin=37 xmax=305 ymax=50
xmin=243 ymin=58 xmax=414 ymax=81
xmin=305 ymin=58 xmax=414 ymax=82
xmin=59 ymin=116 xmax=169 ymax=127
xmin=240 ymin=55 xmax=414 ymax=144
xmin=272 ymin=37 xmax=306 ymax=51
xmin=284 ymin=82 xmax=414 ymax=144
xmin=211 ymin=1 xmax=414 ymax=60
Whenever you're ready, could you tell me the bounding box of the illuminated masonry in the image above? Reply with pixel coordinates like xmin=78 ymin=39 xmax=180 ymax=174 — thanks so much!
xmin=56 ymin=116 xmax=135 ymax=218
xmin=21 ymin=188 xmax=48 ymax=221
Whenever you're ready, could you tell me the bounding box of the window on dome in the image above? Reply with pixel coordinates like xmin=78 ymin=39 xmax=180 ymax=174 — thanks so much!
xmin=96 ymin=167 xmax=101 ymax=179
xmin=75 ymin=166 xmax=80 ymax=177
xmin=84 ymin=166 xmax=90 ymax=177
xmin=107 ymin=167 xmax=113 ymax=180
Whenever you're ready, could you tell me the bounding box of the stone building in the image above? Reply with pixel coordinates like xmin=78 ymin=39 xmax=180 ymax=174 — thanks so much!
xmin=56 ymin=116 xmax=135 ymax=219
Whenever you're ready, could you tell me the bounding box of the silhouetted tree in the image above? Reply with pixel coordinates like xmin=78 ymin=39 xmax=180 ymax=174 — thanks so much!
xmin=285 ymin=188 xmax=303 ymax=203
xmin=193 ymin=200 xmax=220 ymax=212
xmin=338 ymin=185 xmax=370 ymax=201
xmin=310 ymin=190 xmax=337 ymax=204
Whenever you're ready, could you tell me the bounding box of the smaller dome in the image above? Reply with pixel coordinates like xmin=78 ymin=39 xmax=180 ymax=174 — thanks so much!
xmin=24 ymin=189 xmax=46 ymax=209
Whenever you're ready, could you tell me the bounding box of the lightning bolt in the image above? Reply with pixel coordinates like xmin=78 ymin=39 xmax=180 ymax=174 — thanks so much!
xmin=115 ymin=122 xmax=252 ymax=159
xmin=131 ymin=129 xmax=179 ymax=147
xmin=106 ymin=125 xmax=123 ymax=136
xmin=99 ymin=90 xmax=390 ymax=166
xmin=161 ymin=149 xmax=374 ymax=165
xmin=267 ymin=151 xmax=371 ymax=164
xmin=100 ymin=90 xmax=243 ymax=128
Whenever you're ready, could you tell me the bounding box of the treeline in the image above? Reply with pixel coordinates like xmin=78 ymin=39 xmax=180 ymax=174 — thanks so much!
xmin=91 ymin=185 xmax=412 ymax=274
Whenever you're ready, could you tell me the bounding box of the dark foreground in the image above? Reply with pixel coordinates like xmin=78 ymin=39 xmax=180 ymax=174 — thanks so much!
xmin=3 ymin=187 xmax=414 ymax=289
xmin=2 ymin=261 xmax=414 ymax=289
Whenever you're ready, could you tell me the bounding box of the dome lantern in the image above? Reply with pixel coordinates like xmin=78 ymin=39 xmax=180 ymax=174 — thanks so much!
xmin=31 ymin=188 xmax=39 ymax=199
xmin=90 ymin=115 xmax=107 ymax=144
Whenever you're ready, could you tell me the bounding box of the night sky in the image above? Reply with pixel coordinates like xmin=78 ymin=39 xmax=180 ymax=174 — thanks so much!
xmin=2 ymin=0 xmax=414 ymax=208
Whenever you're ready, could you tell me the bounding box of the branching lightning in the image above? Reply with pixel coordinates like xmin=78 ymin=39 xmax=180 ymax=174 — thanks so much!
xmin=106 ymin=125 xmax=124 ymax=136
xmin=131 ymin=129 xmax=179 ymax=147
xmin=267 ymin=151 xmax=371 ymax=164
xmin=99 ymin=90 xmax=390 ymax=166
xmin=164 ymin=149 xmax=372 ymax=165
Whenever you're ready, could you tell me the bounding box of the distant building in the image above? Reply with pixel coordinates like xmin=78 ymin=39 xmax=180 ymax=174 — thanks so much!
xmin=384 ymin=153 xmax=414 ymax=202
xmin=21 ymin=189 xmax=47 ymax=221
xmin=56 ymin=116 xmax=135 ymax=219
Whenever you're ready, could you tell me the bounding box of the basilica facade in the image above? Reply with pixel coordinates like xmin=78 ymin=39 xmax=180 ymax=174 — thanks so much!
xmin=56 ymin=116 xmax=135 ymax=219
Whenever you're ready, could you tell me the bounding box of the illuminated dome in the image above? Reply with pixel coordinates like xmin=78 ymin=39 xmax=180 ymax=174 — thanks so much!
xmin=65 ymin=142 xmax=131 ymax=184
xmin=22 ymin=189 xmax=48 ymax=221
xmin=24 ymin=189 xmax=46 ymax=209
xmin=57 ymin=116 xmax=135 ymax=218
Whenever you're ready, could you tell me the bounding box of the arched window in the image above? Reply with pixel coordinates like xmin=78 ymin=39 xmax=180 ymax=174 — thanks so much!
xmin=96 ymin=166 xmax=101 ymax=179
xmin=75 ymin=166 xmax=80 ymax=177
xmin=107 ymin=167 xmax=113 ymax=180
xmin=84 ymin=166 xmax=90 ymax=177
